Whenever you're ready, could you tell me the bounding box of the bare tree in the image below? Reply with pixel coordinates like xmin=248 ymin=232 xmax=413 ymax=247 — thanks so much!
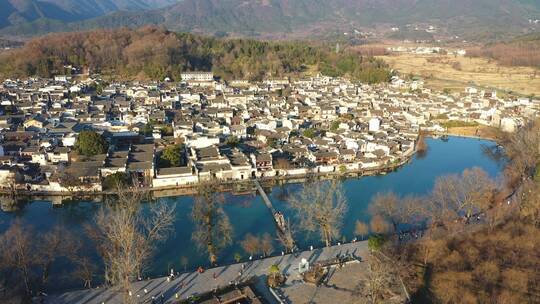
xmin=402 ymin=195 xmax=424 ymax=224
xmin=369 ymin=192 xmax=400 ymax=231
xmin=370 ymin=215 xmax=392 ymax=235
xmin=240 ymin=233 xmax=260 ymax=257
xmin=260 ymin=233 xmax=274 ymax=257
xmin=484 ymin=192 xmax=516 ymax=231
xmin=36 ymin=226 xmax=78 ymax=286
xmin=503 ymin=119 xmax=540 ymax=187
xmin=518 ymin=180 xmax=540 ymax=226
xmin=87 ymin=184 xmax=175 ymax=303
xmin=288 ymin=180 xmax=348 ymax=247
xmin=0 ymin=220 xmax=83 ymax=299
xmin=191 ymin=181 xmax=233 ymax=265
xmin=72 ymin=256 xmax=96 ymax=289
xmin=430 ymin=167 xmax=496 ymax=224
xmin=0 ymin=220 xmax=34 ymax=295
xmin=355 ymin=251 xmax=411 ymax=304
xmin=355 ymin=220 xmax=369 ymax=240
xmin=369 ymin=192 xmax=422 ymax=232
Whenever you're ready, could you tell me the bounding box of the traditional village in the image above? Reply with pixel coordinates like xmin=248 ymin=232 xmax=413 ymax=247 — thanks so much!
xmin=0 ymin=71 xmax=537 ymax=199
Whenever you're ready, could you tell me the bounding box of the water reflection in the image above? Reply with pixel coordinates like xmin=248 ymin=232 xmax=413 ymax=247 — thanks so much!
xmin=0 ymin=137 xmax=504 ymax=292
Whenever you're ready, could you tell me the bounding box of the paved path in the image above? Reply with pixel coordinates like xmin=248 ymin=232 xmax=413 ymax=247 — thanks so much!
xmin=45 ymin=241 xmax=369 ymax=304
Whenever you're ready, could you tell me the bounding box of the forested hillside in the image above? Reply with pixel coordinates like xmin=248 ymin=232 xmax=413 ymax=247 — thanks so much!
xmin=0 ymin=27 xmax=391 ymax=82
xmin=366 ymin=120 xmax=540 ymax=303
xmin=467 ymin=33 xmax=540 ymax=69
xmin=407 ymin=121 xmax=540 ymax=303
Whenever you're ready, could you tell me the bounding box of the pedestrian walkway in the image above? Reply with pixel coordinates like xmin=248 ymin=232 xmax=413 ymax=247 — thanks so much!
xmin=253 ymin=179 xmax=276 ymax=213
xmin=253 ymin=179 xmax=295 ymax=248
xmin=44 ymin=241 xmax=369 ymax=304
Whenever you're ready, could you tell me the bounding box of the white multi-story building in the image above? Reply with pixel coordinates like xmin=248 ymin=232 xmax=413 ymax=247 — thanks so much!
xmin=181 ymin=72 xmax=214 ymax=82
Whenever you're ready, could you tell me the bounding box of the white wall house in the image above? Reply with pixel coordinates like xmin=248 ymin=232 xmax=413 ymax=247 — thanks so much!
xmin=153 ymin=166 xmax=199 ymax=188
xmin=185 ymin=136 xmax=220 ymax=149
xmin=369 ymin=118 xmax=381 ymax=132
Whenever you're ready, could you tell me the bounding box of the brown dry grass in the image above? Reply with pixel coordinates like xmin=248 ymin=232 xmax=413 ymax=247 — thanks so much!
xmin=378 ymin=53 xmax=540 ymax=96
xmin=446 ymin=125 xmax=503 ymax=140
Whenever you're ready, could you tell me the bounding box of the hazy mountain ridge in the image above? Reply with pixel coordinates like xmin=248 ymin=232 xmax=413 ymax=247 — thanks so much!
xmin=0 ymin=0 xmax=179 ymax=29
xmin=1 ymin=0 xmax=540 ymax=38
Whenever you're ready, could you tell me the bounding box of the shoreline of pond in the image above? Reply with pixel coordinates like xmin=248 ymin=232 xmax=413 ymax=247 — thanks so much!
xmin=0 ymin=135 xmax=499 ymax=210
xmin=0 ymin=148 xmax=416 ymax=202
xmin=0 ymin=136 xmax=505 ymax=294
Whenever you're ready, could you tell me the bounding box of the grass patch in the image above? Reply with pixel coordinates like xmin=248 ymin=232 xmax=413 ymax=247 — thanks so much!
xmin=440 ymin=120 xmax=479 ymax=128
xmin=433 ymin=113 xmax=449 ymax=120
xmin=378 ymin=53 xmax=540 ymax=96
xmin=444 ymin=125 xmax=502 ymax=140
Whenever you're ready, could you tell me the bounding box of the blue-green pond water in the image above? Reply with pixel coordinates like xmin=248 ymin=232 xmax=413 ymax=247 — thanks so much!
xmin=0 ymin=137 xmax=504 ymax=291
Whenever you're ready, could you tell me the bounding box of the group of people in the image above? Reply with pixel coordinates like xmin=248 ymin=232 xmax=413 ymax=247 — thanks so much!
xmin=334 ymin=253 xmax=357 ymax=268
xmin=149 ymin=294 xmax=165 ymax=304
xmin=398 ymin=229 xmax=424 ymax=241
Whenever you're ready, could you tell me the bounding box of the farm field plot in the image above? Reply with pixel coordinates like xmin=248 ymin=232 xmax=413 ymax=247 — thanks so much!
xmin=379 ymin=53 xmax=540 ymax=96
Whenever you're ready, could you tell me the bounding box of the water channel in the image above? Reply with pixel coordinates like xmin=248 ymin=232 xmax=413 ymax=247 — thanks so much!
xmin=0 ymin=137 xmax=504 ymax=291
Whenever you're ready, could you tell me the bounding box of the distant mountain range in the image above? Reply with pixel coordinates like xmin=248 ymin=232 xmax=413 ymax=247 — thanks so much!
xmin=1 ymin=0 xmax=540 ymax=39
xmin=0 ymin=0 xmax=178 ymax=28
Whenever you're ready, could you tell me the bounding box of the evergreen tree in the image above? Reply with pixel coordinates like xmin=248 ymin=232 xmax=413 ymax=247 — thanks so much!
xmin=160 ymin=144 xmax=184 ymax=167
xmin=75 ymin=131 xmax=108 ymax=156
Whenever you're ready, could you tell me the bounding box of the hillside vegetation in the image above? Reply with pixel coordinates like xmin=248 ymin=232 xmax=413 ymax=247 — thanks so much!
xmin=409 ymin=120 xmax=540 ymax=303
xmin=367 ymin=120 xmax=540 ymax=303
xmin=467 ymin=33 xmax=540 ymax=69
xmin=0 ymin=27 xmax=391 ymax=82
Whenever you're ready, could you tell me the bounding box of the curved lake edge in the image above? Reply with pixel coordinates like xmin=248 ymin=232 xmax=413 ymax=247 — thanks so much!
xmin=1 ymin=134 xmax=500 ymax=206
xmin=1 ymin=150 xmax=419 ymax=203
xmin=0 ymin=136 xmax=504 ymax=292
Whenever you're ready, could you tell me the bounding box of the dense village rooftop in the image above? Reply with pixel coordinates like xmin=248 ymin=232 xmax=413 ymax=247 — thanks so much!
xmin=0 ymin=75 xmax=538 ymax=194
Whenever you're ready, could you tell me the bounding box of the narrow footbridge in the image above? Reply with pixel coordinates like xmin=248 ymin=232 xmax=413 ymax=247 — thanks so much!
xmin=253 ymin=179 xmax=276 ymax=213
xmin=253 ymin=179 xmax=295 ymax=249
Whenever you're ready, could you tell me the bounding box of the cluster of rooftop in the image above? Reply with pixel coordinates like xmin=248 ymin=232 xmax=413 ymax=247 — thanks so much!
xmin=0 ymin=72 xmax=537 ymax=193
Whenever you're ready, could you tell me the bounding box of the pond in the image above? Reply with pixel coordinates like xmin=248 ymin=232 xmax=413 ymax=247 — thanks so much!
xmin=0 ymin=137 xmax=504 ymax=292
